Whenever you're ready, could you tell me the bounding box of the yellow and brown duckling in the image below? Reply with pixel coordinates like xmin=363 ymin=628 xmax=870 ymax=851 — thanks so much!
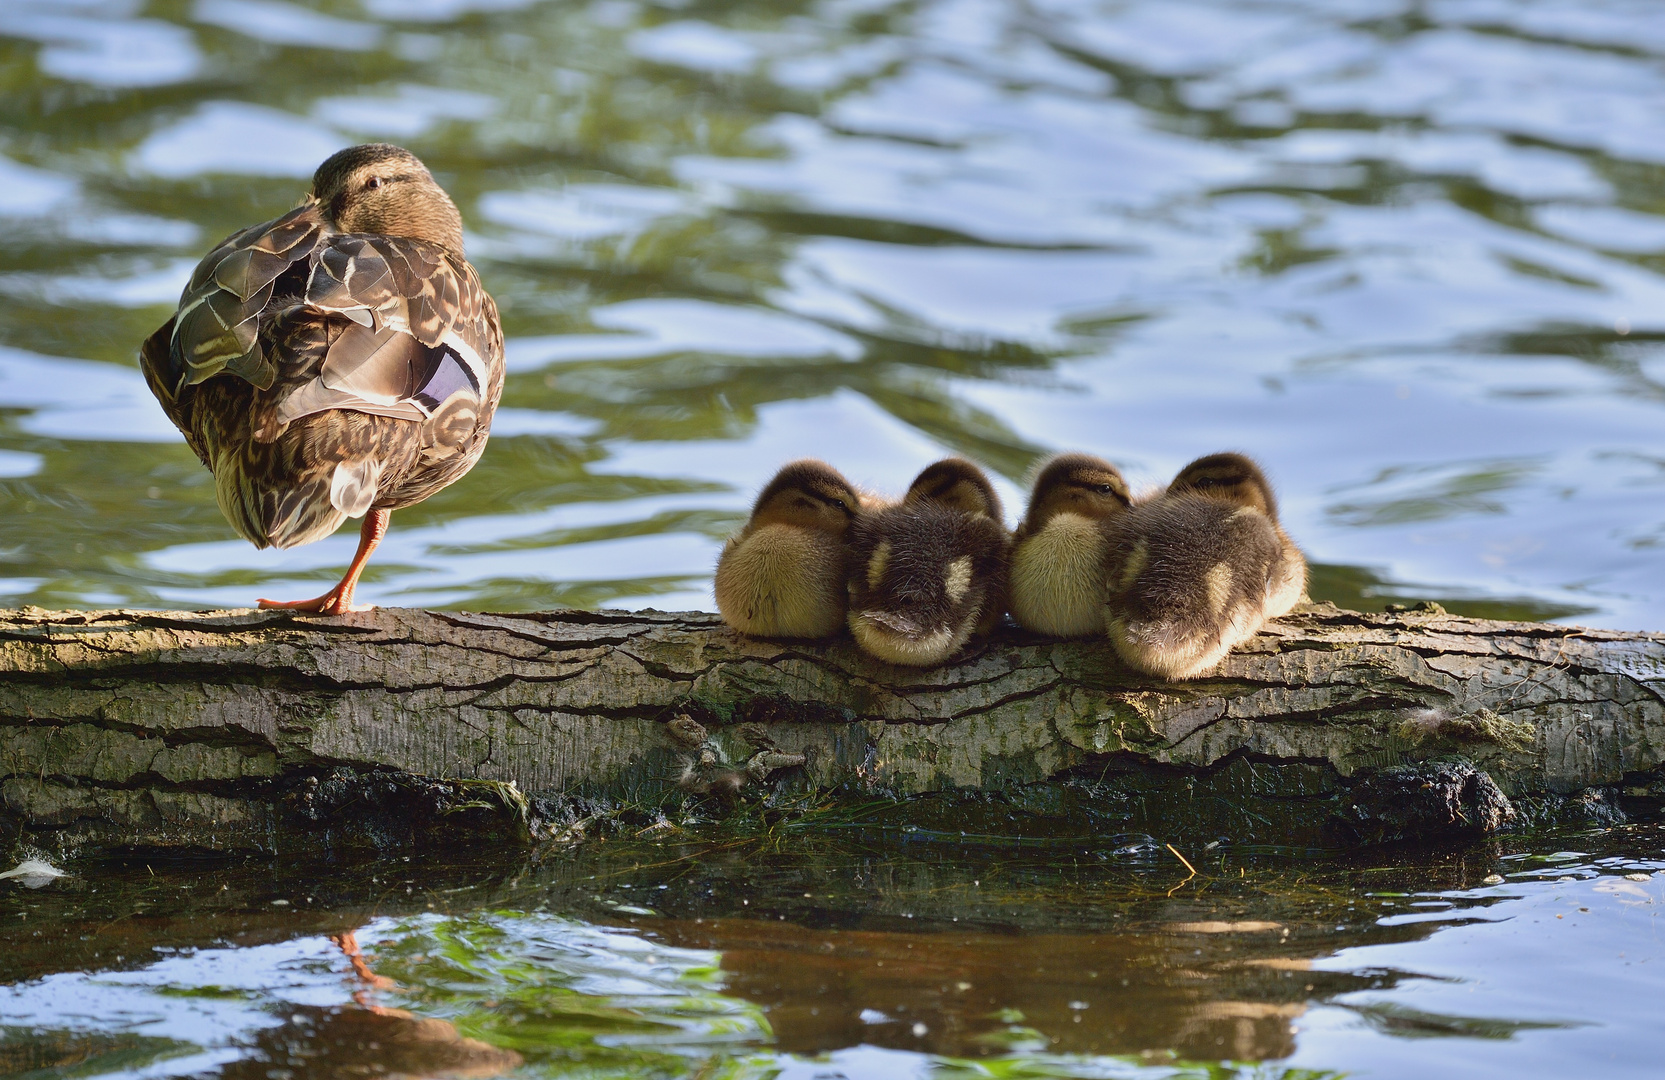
xmin=846 ymin=457 xmax=1011 ymax=666
xmin=715 ymin=460 xmax=863 ymax=638
xmin=1102 ymin=452 xmax=1306 ymax=680
xmin=1009 ymin=452 xmax=1132 ymax=637
xmin=139 ymin=143 xmax=504 ymax=614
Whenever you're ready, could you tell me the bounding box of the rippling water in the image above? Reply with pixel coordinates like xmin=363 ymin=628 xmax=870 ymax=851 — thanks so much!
xmin=2 ymin=831 xmax=1663 ymax=1078
xmin=3 ymin=0 xmax=1665 ymax=624
xmin=6 ymin=2 xmax=1665 ymax=1075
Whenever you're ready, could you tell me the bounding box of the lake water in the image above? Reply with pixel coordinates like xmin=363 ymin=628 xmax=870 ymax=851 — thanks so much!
xmin=2 ymin=831 xmax=1664 ymax=1079
xmin=5 ymin=0 xmax=1665 ymax=625
xmin=5 ymin=0 xmax=1665 ymax=1076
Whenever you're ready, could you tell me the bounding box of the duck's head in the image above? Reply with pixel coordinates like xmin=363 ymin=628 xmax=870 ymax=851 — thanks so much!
xmin=749 ymin=459 xmax=861 ymax=536
xmin=1020 ymin=452 xmax=1131 ymax=533
xmin=846 ymin=501 xmax=1010 ymax=666
xmin=904 ymin=457 xmax=1004 ymax=520
xmin=1167 ymin=452 xmax=1279 ymax=519
xmin=310 ymin=143 xmax=464 ymax=255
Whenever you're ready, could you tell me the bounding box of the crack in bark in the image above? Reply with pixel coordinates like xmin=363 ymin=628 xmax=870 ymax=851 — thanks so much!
xmin=944 ymin=682 xmax=1063 ymax=722
xmin=5 ymin=603 xmax=1665 ymax=854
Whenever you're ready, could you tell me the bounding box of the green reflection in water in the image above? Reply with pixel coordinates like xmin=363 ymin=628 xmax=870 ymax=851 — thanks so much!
xmin=0 ymin=1029 xmax=197 ymax=1080
xmin=6 ymin=0 xmax=1663 ymax=618
xmin=373 ymin=913 xmax=776 ymax=1076
xmin=1304 ymin=562 xmax=1594 ymax=623
xmin=5 ymin=824 xmax=1655 ymax=1077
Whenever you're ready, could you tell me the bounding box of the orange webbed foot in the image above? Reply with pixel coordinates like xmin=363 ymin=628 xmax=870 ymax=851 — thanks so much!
xmin=257 ymin=591 xmax=372 ymax=615
xmin=257 ymin=510 xmax=389 ymax=616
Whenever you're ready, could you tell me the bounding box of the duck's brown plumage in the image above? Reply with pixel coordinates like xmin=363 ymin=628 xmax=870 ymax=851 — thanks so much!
xmin=139 ymin=144 xmax=503 ymax=612
xmin=1102 ymin=452 xmax=1306 ymax=680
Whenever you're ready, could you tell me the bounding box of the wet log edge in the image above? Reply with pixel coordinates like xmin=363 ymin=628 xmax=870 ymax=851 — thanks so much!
xmin=2 ymin=602 xmax=1664 ymax=854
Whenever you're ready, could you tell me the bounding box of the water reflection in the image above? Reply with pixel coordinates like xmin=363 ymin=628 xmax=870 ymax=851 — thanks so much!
xmin=0 ymin=831 xmax=1660 ymax=1077
xmin=218 ymin=1004 xmax=523 ymax=1080
xmin=660 ymin=918 xmax=1319 ymax=1060
xmin=2 ymin=0 xmax=1665 ymax=622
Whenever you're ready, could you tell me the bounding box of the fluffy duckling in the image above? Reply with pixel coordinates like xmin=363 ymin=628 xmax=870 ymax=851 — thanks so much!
xmin=1102 ymin=452 xmax=1306 ymax=680
xmin=715 ymin=460 xmax=862 ymax=638
xmin=139 ymin=143 xmax=504 ymax=614
xmin=1009 ymin=453 xmax=1132 ymax=637
xmin=846 ymin=458 xmax=1011 ymax=666
xmin=905 ymin=456 xmax=1005 ymax=515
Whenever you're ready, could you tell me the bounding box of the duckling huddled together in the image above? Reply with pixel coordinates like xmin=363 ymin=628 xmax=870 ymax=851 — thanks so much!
xmin=715 ymin=451 xmax=1307 ymax=679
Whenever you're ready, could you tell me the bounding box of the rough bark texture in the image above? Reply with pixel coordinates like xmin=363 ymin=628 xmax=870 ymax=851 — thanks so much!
xmin=3 ymin=602 xmax=1663 ymax=854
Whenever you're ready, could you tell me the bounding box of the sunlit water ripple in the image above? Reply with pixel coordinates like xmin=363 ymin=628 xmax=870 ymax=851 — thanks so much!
xmin=3 ymin=0 xmax=1665 ymax=624
xmin=6 ymin=4 xmax=1665 ymax=1071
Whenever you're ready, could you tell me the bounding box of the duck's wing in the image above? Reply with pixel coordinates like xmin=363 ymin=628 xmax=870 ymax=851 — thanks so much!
xmin=139 ymin=315 xmax=214 ymax=468
xmin=153 ymin=205 xmax=327 ymax=398
xmin=272 ymin=233 xmax=502 ymax=463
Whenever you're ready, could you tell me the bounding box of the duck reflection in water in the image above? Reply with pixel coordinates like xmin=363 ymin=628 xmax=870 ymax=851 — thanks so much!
xmin=219 ymin=929 xmax=522 ymax=1080
xmin=216 ymin=1001 xmax=522 ymax=1080
xmin=657 ymin=917 xmax=1314 ymax=1063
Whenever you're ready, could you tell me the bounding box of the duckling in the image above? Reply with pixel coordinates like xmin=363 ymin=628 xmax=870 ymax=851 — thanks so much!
xmin=846 ymin=458 xmax=1011 ymax=666
xmin=905 ymin=456 xmax=1006 ymax=516
xmin=714 ymin=460 xmax=862 ymax=638
xmin=139 ymin=143 xmax=504 ymax=614
xmin=1008 ymin=453 xmax=1132 ymax=637
xmin=1102 ymin=452 xmax=1306 ymax=680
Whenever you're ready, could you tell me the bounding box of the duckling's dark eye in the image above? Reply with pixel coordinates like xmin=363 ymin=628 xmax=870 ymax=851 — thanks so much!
xmin=831 ymin=499 xmax=849 ymax=511
xmin=1095 ymin=484 xmax=1117 ymax=495
xmin=364 ymin=177 xmax=384 ymax=191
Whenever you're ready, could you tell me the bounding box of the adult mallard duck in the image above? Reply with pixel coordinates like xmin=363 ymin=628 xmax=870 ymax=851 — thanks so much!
xmin=846 ymin=458 xmax=1011 ymax=666
xmin=714 ymin=459 xmax=863 ymax=638
xmin=1102 ymin=452 xmax=1306 ymax=680
xmin=1008 ymin=452 xmax=1132 ymax=637
xmin=139 ymin=144 xmax=504 ymax=613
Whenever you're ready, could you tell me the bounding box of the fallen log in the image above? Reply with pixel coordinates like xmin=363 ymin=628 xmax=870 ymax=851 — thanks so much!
xmin=2 ymin=602 xmax=1663 ymax=854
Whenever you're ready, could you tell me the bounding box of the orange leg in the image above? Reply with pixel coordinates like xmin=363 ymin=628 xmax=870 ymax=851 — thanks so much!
xmin=331 ymin=929 xmax=398 ymax=990
xmin=259 ymin=509 xmax=389 ymax=615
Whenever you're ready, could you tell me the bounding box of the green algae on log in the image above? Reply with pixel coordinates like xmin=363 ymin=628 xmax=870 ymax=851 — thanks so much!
xmin=2 ymin=602 xmax=1663 ymax=854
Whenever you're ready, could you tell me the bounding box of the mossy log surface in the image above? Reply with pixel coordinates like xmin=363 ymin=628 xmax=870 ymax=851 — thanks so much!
xmin=2 ymin=602 xmax=1664 ymax=854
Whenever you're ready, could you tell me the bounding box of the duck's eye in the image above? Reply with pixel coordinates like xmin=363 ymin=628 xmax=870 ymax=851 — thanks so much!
xmin=1095 ymin=484 xmax=1117 ymax=495
xmin=831 ymin=499 xmax=849 ymax=511
xmin=364 ymin=177 xmax=385 ymax=191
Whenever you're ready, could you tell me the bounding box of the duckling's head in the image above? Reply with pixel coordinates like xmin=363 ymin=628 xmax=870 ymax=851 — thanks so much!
xmin=904 ymin=457 xmax=1004 ymax=520
xmin=1020 ymin=452 xmax=1131 ymax=533
xmin=846 ymin=503 xmax=1010 ymax=666
xmin=311 ymin=144 xmax=464 ymax=255
xmin=1167 ymin=452 xmax=1279 ymax=519
xmin=749 ymin=459 xmax=861 ymax=537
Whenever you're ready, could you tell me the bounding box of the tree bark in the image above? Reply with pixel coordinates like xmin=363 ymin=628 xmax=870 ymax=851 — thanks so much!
xmin=2 ymin=602 xmax=1663 ymax=853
